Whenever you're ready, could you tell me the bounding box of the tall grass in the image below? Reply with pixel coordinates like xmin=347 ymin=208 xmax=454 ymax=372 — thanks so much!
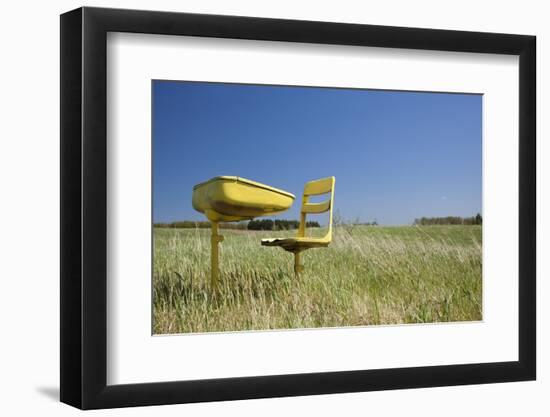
xmin=153 ymin=225 xmax=482 ymax=334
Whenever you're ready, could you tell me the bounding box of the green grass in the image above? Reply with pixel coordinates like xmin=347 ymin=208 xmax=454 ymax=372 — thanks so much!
xmin=153 ymin=225 xmax=482 ymax=334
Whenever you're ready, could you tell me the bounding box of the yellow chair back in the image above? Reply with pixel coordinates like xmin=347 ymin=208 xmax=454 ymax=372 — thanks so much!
xmin=297 ymin=176 xmax=336 ymax=243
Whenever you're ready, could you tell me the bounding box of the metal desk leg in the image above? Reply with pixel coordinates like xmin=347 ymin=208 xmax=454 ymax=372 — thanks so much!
xmin=210 ymin=221 xmax=224 ymax=292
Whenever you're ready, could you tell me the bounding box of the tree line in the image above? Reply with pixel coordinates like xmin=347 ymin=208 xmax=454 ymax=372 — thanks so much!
xmin=154 ymin=220 xmax=247 ymax=230
xmin=413 ymin=214 xmax=482 ymax=226
xmin=153 ymin=219 xmax=321 ymax=231
xmin=155 ymin=215 xmax=482 ymax=229
xmin=247 ymin=219 xmax=320 ymax=231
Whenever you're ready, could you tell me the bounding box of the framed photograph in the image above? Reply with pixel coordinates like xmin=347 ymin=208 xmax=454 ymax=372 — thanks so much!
xmin=60 ymin=6 xmax=536 ymax=409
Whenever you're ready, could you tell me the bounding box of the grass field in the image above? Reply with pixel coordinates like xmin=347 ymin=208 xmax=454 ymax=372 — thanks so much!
xmin=153 ymin=225 xmax=482 ymax=334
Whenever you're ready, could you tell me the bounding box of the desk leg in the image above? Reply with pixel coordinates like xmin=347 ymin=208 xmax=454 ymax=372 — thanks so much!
xmin=210 ymin=221 xmax=223 ymax=292
xmin=294 ymin=252 xmax=304 ymax=277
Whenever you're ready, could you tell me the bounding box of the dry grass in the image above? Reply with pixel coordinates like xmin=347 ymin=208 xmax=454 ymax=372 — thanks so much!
xmin=153 ymin=225 xmax=482 ymax=334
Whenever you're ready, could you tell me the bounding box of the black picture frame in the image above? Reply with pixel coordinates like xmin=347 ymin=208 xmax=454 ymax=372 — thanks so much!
xmin=60 ymin=6 xmax=536 ymax=410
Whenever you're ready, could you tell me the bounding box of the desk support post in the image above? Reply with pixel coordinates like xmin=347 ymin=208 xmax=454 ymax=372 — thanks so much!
xmin=210 ymin=221 xmax=223 ymax=292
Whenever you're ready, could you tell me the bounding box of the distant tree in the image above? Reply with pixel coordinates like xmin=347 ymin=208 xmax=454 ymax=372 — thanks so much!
xmin=247 ymin=220 xmax=262 ymax=230
xmin=248 ymin=219 xmax=274 ymax=230
xmin=475 ymin=213 xmax=482 ymax=225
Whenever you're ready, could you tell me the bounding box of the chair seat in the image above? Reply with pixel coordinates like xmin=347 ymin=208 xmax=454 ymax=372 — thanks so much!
xmin=261 ymin=237 xmax=329 ymax=252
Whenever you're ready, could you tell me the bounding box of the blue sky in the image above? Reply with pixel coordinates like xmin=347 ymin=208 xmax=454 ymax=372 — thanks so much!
xmin=153 ymin=81 xmax=481 ymax=225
